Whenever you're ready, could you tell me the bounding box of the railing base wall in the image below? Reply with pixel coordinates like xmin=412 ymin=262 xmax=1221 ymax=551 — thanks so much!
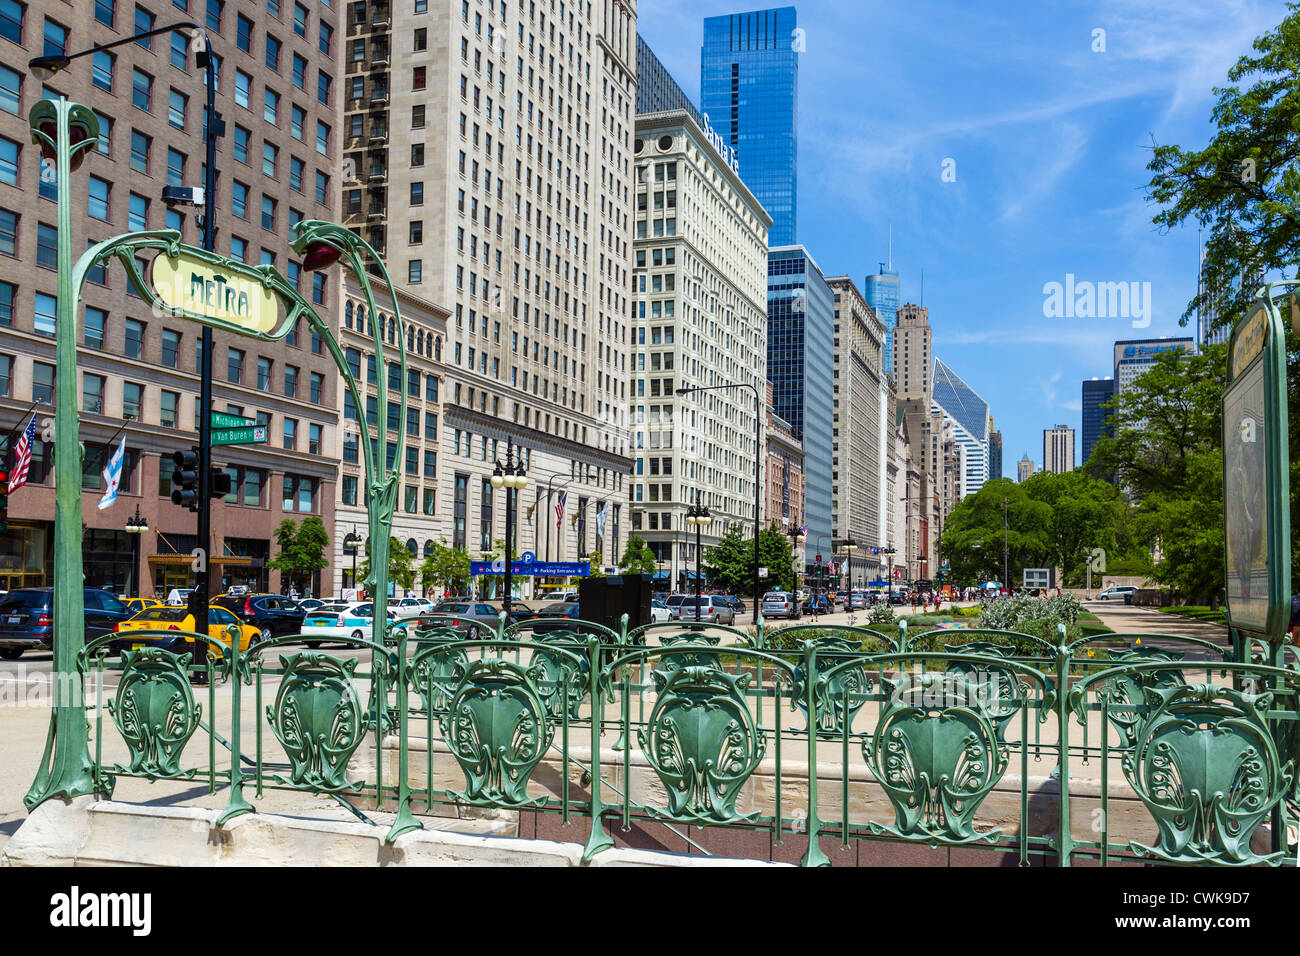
xmin=0 ymin=798 xmax=786 ymax=868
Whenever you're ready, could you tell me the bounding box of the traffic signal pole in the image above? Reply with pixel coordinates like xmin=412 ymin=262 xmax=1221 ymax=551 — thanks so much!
xmin=188 ymin=36 xmax=220 ymax=650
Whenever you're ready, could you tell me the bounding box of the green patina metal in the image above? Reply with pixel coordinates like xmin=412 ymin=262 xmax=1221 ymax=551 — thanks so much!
xmin=864 ymin=671 xmax=1014 ymax=847
xmin=22 ymin=93 xmax=412 ymax=833
xmin=109 ymin=647 xmax=203 ymax=781
xmin=267 ymin=653 xmax=368 ymax=792
xmin=439 ymin=658 xmax=555 ymax=807
xmin=788 ymin=635 xmax=870 ymax=736
xmin=638 ymin=664 xmax=766 ymax=825
xmin=1123 ymin=683 xmax=1293 ymax=866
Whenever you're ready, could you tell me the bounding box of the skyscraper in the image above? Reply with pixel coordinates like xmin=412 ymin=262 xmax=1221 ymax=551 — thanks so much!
xmin=865 ymin=260 xmax=900 ymax=375
xmin=768 ymin=246 xmax=833 ymax=565
xmin=636 ymin=34 xmax=702 ymax=125
xmin=931 ymin=359 xmax=990 ymax=498
xmin=1113 ymin=338 xmax=1195 ymax=393
xmin=988 ymin=419 xmax=1003 ymax=482
xmin=346 ymin=0 xmax=639 ymax=566
xmin=0 ymin=0 xmax=342 ymax=597
xmin=1081 ymin=377 xmax=1116 ymax=463
xmin=631 ymin=109 xmax=770 ymax=590
xmin=1017 ymin=454 xmax=1035 ymax=483
xmin=701 ymin=6 xmax=799 ymax=245
xmin=1043 ymin=425 xmax=1076 ymax=474
xmin=892 ymin=303 xmax=932 ymax=401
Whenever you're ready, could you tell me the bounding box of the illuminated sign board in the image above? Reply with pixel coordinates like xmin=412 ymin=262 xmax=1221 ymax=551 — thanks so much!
xmin=151 ymin=251 xmax=278 ymax=333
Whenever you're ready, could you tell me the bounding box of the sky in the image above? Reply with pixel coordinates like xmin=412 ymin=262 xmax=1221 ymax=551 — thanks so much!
xmin=637 ymin=0 xmax=1290 ymax=476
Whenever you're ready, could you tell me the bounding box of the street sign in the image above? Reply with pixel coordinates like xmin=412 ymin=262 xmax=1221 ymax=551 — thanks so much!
xmin=211 ymin=426 xmax=268 ymax=446
xmin=210 ymin=411 xmax=255 ymax=429
xmin=758 ymin=566 xmax=768 ymax=578
xmin=470 ymin=560 xmax=590 ymax=577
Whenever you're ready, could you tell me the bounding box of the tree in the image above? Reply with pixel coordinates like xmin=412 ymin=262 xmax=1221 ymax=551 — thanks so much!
xmin=1146 ymin=7 xmax=1300 ymax=336
xmin=356 ymin=536 xmax=416 ymax=594
xmin=939 ymin=479 xmax=1053 ymax=587
xmin=419 ymin=538 xmax=471 ymax=596
xmin=702 ymin=523 xmax=795 ymax=596
xmin=1085 ymin=347 xmax=1230 ymax=604
xmin=618 ymin=534 xmax=658 ymax=576
xmin=587 ymin=551 xmax=606 ymax=578
xmin=266 ymin=516 xmax=330 ymax=594
xmin=1021 ymin=471 xmax=1128 ymax=581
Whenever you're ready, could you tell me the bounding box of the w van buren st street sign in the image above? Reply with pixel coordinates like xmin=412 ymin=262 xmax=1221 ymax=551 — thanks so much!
xmin=209 ymin=412 xmax=267 ymax=446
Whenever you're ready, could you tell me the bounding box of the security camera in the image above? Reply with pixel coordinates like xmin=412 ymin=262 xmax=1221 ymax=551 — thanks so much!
xmin=162 ymin=185 xmax=206 ymax=207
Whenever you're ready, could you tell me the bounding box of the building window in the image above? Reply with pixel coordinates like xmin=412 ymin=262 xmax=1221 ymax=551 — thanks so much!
xmin=83 ymin=373 xmax=105 ymax=415
xmin=283 ymin=364 xmax=298 ymax=397
xmin=122 ymin=381 xmax=142 ymax=420
xmin=92 ymin=50 xmax=114 ymax=91
xmin=124 ymin=318 xmax=144 ymax=359
xmin=283 ymin=474 xmax=315 ymax=512
xmin=132 ymin=68 xmax=153 ymax=111
xmin=84 ymin=307 xmax=107 ymax=348
xmin=32 ymin=361 xmax=54 ymax=404
xmin=160 ymin=389 xmax=178 ymax=428
xmin=283 ymin=417 xmax=296 ymax=449
xmin=168 ymin=89 xmax=187 ymax=129
xmin=33 ymin=292 xmax=56 ymax=336
xmin=0 ymin=282 xmax=13 ymax=325
xmin=162 ymin=329 xmax=180 ymax=368
xmin=88 ymin=176 xmax=110 ymax=221
xmin=228 ymin=348 xmax=244 ymax=383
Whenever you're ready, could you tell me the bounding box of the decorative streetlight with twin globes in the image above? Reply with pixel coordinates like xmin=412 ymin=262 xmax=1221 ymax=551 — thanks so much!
xmin=685 ymin=491 xmax=713 ymax=622
xmin=490 ymin=439 xmax=529 ymax=615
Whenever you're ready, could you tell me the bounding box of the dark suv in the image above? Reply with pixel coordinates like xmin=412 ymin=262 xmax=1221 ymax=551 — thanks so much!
xmin=0 ymin=588 xmax=134 ymax=659
xmin=211 ymin=593 xmax=306 ymax=643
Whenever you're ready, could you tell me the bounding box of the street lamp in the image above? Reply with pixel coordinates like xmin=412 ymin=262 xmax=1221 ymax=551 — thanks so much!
xmin=343 ymin=528 xmax=362 ymax=592
xmin=843 ymin=536 xmax=858 ymax=620
xmin=677 ymin=382 xmax=762 ymax=614
xmin=124 ymin=505 xmax=148 ymax=597
xmin=490 ymin=439 xmax=529 ymax=615
xmin=685 ymin=491 xmax=712 ymax=623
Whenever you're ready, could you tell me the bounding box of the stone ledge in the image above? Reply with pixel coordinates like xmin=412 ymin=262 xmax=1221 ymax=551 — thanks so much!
xmin=1 ymin=798 xmax=788 ymax=867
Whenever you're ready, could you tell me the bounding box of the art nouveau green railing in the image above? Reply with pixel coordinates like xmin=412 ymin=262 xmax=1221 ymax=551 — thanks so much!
xmin=76 ymin=617 xmax=1300 ymax=867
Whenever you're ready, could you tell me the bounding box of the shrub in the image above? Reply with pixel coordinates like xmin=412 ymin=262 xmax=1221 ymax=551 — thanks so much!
xmin=867 ymin=603 xmax=897 ymax=627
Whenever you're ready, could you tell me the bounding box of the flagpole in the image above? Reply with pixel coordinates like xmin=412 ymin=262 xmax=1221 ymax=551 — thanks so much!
xmin=81 ymin=418 xmax=132 ymax=477
xmin=0 ymin=399 xmax=43 ymax=461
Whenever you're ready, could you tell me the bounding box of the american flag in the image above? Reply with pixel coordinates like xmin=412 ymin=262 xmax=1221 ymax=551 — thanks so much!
xmin=554 ymin=491 xmax=567 ymax=533
xmin=7 ymin=415 xmax=36 ymax=494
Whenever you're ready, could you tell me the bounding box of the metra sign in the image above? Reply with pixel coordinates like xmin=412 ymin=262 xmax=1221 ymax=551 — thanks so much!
xmin=151 ymin=251 xmax=278 ymax=333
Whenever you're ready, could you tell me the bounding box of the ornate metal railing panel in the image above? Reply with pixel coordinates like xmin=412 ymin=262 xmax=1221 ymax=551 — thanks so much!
xmin=65 ymin=617 xmax=1300 ymax=866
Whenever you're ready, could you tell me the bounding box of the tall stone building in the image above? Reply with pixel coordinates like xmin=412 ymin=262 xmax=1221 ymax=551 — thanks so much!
xmin=892 ymin=303 xmax=931 ymax=402
xmin=0 ymin=0 xmax=341 ymax=596
xmin=826 ymin=276 xmax=886 ymax=584
xmin=629 ymin=108 xmax=770 ymax=589
xmin=1043 ymin=424 xmax=1075 ymax=474
xmin=340 ymin=0 xmax=637 ymax=581
xmin=1017 ymin=453 xmax=1034 ymax=483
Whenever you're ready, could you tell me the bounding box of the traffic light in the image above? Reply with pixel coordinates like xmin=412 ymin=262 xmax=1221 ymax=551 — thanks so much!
xmin=0 ymin=469 xmax=7 ymax=534
xmin=209 ymin=467 xmax=232 ymax=499
xmin=171 ymin=448 xmax=200 ymax=511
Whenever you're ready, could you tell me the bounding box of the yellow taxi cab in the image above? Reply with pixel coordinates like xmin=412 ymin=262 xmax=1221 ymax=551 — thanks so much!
xmin=109 ymin=604 xmax=257 ymax=658
xmin=122 ymin=597 xmax=163 ymax=616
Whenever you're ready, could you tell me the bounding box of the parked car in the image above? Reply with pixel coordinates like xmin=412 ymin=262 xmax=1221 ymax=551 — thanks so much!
xmin=390 ymin=597 xmax=432 ymax=620
xmin=1095 ymin=586 xmax=1137 ymax=601
xmin=849 ymin=590 xmax=868 ymax=610
xmin=662 ymin=594 xmax=693 ymax=619
xmin=0 ymin=588 xmax=135 ymax=659
xmin=650 ymin=599 xmax=671 ymax=624
xmin=295 ymin=598 xmax=327 ymax=613
xmin=211 ymin=593 xmax=307 ymax=643
xmin=670 ymin=595 xmax=736 ymax=625
xmin=110 ymin=604 xmax=258 ymax=657
xmin=761 ymin=591 xmax=801 ymax=620
xmin=298 ymin=602 xmax=410 ymax=647
xmin=425 ymin=600 xmax=523 ymax=637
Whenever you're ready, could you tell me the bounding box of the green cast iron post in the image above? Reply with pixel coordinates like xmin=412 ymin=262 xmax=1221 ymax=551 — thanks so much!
xmin=23 ymin=99 xmax=100 ymax=809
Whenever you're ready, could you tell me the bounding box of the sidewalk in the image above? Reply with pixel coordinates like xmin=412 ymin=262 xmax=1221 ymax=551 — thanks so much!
xmin=1084 ymin=600 xmax=1231 ymax=660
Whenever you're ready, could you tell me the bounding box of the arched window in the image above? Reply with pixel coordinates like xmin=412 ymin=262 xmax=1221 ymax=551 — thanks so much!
xmin=388 ymin=316 xmax=396 ymax=345
xmin=423 ymin=539 xmax=435 ymax=557
xmin=417 ymin=329 xmax=424 ymax=354
xmin=405 ymin=538 xmax=418 ymax=557
xmin=356 ymin=305 xmax=366 ymax=336
xmin=434 ymin=337 xmax=442 ymax=361
xmin=407 ymin=326 xmax=415 ymax=351
xmin=344 ymin=301 xmax=353 ymax=329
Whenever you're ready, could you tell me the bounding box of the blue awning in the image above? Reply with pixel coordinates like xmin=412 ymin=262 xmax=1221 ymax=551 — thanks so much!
xmin=653 ymin=570 xmax=670 ymax=580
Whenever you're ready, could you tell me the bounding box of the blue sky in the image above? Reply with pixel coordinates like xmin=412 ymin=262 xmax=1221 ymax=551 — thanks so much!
xmin=638 ymin=0 xmax=1288 ymax=475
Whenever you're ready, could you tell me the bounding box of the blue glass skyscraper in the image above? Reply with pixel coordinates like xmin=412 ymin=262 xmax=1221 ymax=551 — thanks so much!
xmin=768 ymin=246 xmax=833 ymax=566
xmin=701 ymin=7 xmax=799 ymax=246
xmin=864 ymin=264 xmax=900 ymax=375
xmin=1081 ymin=377 xmax=1116 ymax=463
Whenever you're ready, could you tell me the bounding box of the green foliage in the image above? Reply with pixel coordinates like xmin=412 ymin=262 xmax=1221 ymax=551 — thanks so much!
xmin=867 ymin=602 xmax=897 ymax=627
xmin=266 ymin=516 xmax=330 ymax=589
xmin=617 ymin=534 xmax=658 ymax=576
xmin=977 ymin=593 xmax=1082 ymax=648
xmin=418 ymin=538 xmax=471 ymax=596
xmin=938 ymin=478 xmax=1052 ymax=585
xmin=356 ymin=536 xmax=416 ymax=593
xmin=702 ymin=523 xmax=796 ymax=597
xmin=587 ymin=551 xmax=606 ymax=578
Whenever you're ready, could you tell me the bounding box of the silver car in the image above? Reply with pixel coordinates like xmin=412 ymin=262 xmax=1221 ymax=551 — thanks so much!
xmin=670 ymin=595 xmax=735 ymax=625
xmin=761 ymin=591 xmax=801 ymax=620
